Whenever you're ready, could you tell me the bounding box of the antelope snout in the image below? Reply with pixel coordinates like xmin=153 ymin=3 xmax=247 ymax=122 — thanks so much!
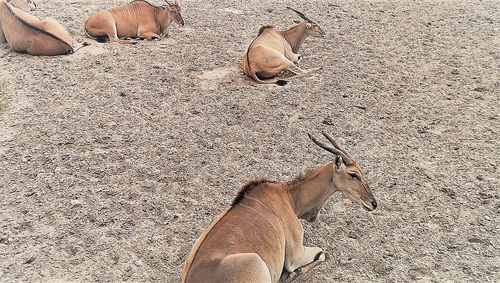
xmin=180 ymin=20 xmax=185 ymax=26
xmin=371 ymin=201 xmax=377 ymax=210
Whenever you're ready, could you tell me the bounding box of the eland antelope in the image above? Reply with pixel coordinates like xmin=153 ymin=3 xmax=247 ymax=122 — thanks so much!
xmin=84 ymin=0 xmax=184 ymax=44
xmin=0 ymin=0 xmax=36 ymax=43
xmin=0 ymin=0 xmax=73 ymax=55
xmin=242 ymin=7 xmax=325 ymax=86
xmin=182 ymin=133 xmax=377 ymax=283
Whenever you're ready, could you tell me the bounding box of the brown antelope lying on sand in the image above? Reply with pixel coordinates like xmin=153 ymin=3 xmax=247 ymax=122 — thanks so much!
xmin=0 ymin=0 xmax=36 ymax=43
xmin=242 ymin=7 xmax=325 ymax=86
xmin=182 ymin=133 xmax=377 ymax=283
xmin=84 ymin=0 xmax=184 ymax=44
xmin=0 ymin=0 xmax=74 ymax=55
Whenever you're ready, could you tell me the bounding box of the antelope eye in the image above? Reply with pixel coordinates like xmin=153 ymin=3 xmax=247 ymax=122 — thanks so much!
xmin=348 ymin=173 xmax=358 ymax=179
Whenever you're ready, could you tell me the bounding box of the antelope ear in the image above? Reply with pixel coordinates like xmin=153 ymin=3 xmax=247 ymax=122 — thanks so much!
xmin=306 ymin=23 xmax=312 ymax=29
xmin=335 ymin=155 xmax=343 ymax=169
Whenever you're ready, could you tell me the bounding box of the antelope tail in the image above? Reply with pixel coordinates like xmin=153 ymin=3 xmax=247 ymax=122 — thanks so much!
xmin=245 ymin=38 xmax=287 ymax=86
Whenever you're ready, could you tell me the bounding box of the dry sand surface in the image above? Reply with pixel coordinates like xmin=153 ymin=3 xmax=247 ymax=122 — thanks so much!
xmin=0 ymin=0 xmax=499 ymax=282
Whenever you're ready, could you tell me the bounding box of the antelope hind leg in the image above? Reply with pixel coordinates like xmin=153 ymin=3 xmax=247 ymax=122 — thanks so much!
xmin=86 ymin=11 xmax=136 ymax=44
xmin=288 ymin=63 xmax=322 ymax=75
xmin=109 ymin=37 xmax=138 ymax=44
xmin=137 ymin=31 xmax=161 ymax=40
xmin=215 ymin=253 xmax=272 ymax=283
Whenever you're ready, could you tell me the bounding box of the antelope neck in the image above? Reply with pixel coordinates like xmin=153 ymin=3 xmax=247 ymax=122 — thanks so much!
xmin=287 ymin=162 xmax=335 ymax=217
xmin=283 ymin=25 xmax=308 ymax=54
xmin=154 ymin=7 xmax=159 ymax=24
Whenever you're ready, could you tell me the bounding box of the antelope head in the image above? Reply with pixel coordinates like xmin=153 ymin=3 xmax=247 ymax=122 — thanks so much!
xmin=287 ymin=7 xmax=325 ymax=37
xmin=309 ymin=133 xmax=377 ymax=211
xmin=160 ymin=0 xmax=184 ymax=27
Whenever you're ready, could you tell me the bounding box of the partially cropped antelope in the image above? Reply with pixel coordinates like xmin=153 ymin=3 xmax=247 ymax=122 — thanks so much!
xmin=0 ymin=0 xmax=36 ymax=44
xmin=182 ymin=133 xmax=377 ymax=283
xmin=84 ymin=0 xmax=184 ymax=44
xmin=242 ymin=7 xmax=325 ymax=86
xmin=0 ymin=0 xmax=74 ymax=55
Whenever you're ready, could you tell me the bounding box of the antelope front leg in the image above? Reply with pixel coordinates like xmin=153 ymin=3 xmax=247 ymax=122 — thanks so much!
xmin=281 ymin=251 xmax=325 ymax=282
xmin=282 ymin=220 xmax=326 ymax=282
xmin=283 ymin=245 xmax=325 ymax=276
xmin=162 ymin=26 xmax=170 ymax=38
xmin=288 ymin=53 xmax=302 ymax=65
xmin=294 ymin=55 xmax=302 ymax=66
xmin=138 ymin=31 xmax=162 ymax=40
xmin=288 ymin=63 xmax=322 ymax=76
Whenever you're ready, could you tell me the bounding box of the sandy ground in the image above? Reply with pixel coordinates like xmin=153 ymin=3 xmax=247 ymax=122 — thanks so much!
xmin=0 ymin=0 xmax=499 ymax=282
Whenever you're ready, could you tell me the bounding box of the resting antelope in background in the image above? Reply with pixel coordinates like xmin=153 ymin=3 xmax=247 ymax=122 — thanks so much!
xmin=0 ymin=0 xmax=36 ymax=43
xmin=182 ymin=133 xmax=377 ymax=283
xmin=242 ymin=7 xmax=325 ymax=86
xmin=0 ymin=0 xmax=74 ymax=55
xmin=84 ymin=0 xmax=184 ymax=44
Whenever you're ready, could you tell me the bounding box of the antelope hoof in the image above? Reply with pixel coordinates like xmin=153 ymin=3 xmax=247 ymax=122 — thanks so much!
xmin=281 ymin=269 xmax=301 ymax=283
xmin=294 ymin=55 xmax=302 ymax=66
xmin=315 ymin=251 xmax=326 ymax=262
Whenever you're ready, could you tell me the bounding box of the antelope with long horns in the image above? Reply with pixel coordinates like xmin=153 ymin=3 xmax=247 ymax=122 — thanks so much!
xmin=182 ymin=133 xmax=377 ymax=283
xmin=84 ymin=0 xmax=184 ymax=44
xmin=242 ymin=7 xmax=325 ymax=86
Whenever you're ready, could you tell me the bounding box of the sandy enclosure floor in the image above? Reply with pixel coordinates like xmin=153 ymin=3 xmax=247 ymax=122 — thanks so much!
xmin=0 ymin=0 xmax=499 ymax=282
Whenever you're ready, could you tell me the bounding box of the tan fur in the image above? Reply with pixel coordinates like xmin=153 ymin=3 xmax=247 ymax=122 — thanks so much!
xmin=0 ymin=0 xmax=73 ymax=55
xmin=0 ymin=0 xmax=35 ymax=43
xmin=242 ymin=21 xmax=325 ymax=85
xmin=7 ymin=0 xmax=35 ymax=12
xmin=182 ymin=138 xmax=377 ymax=283
xmin=181 ymin=207 xmax=232 ymax=281
xmin=84 ymin=0 xmax=183 ymax=44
